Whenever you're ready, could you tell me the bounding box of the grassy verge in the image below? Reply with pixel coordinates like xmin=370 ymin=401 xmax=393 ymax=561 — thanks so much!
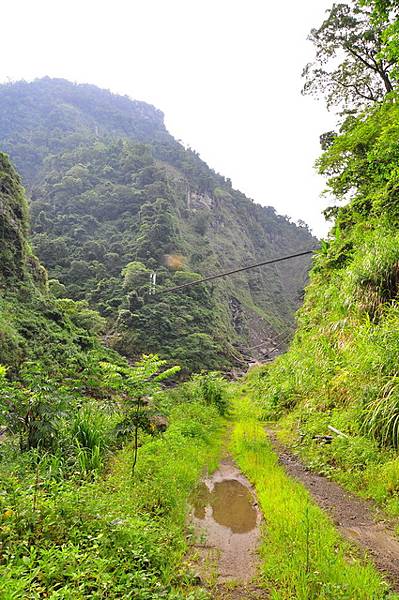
xmin=243 ymin=362 xmax=399 ymax=523
xmin=0 ymin=400 xmax=224 ymax=599
xmin=240 ymin=225 xmax=399 ymax=523
xmin=276 ymin=406 xmax=399 ymax=520
xmin=230 ymin=394 xmax=398 ymax=600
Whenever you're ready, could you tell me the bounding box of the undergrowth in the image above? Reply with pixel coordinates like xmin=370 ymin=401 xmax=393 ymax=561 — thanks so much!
xmin=230 ymin=395 xmax=397 ymax=599
xmin=0 ymin=366 xmax=227 ymax=598
xmin=244 ymin=223 xmax=399 ymax=517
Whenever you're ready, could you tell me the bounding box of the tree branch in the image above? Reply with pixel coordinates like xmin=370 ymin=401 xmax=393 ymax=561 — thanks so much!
xmin=346 ymin=45 xmax=393 ymax=93
xmin=338 ymin=78 xmax=378 ymax=101
xmin=345 ymin=45 xmax=379 ymax=72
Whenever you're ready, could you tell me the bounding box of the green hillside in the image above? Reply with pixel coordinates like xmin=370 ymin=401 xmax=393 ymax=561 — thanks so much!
xmin=0 ymin=151 xmax=112 ymax=372
xmin=0 ymin=151 xmax=230 ymax=599
xmin=250 ymin=0 xmax=399 ymax=512
xmin=0 ymin=78 xmax=316 ymax=372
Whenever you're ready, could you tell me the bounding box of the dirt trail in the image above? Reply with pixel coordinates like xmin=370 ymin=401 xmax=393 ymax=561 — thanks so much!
xmin=189 ymin=456 xmax=267 ymax=599
xmin=268 ymin=430 xmax=399 ymax=591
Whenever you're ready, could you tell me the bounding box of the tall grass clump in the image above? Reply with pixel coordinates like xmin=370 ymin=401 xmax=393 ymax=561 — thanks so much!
xmin=71 ymin=406 xmax=111 ymax=477
xmin=341 ymin=228 xmax=399 ymax=319
xmin=185 ymin=371 xmax=229 ymax=415
xmin=361 ymin=378 xmax=399 ymax=448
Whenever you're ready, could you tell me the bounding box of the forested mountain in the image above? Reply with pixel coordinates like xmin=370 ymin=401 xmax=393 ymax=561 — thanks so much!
xmin=0 ymin=78 xmax=316 ymax=371
xmin=0 ymin=151 xmax=112 ymax=373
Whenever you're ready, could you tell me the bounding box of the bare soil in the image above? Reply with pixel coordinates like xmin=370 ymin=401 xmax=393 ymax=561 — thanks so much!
xmin=212 ymin=583 xmax=267 ymax=599
xmin=268 ymin=429 xmax=399 ymax=591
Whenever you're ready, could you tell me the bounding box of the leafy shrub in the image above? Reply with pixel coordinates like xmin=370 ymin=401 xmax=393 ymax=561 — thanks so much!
xmin=1 ymin=362 xmax=72 ymax=451
xmin=188 ymin=371 xmax=229 ymax=415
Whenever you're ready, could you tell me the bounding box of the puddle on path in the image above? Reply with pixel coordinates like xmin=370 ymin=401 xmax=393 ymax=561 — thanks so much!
xmin=192 ymin=479 xmax=257 ymax=533
xmin=189 ymin=457 xmax=262 ymax=584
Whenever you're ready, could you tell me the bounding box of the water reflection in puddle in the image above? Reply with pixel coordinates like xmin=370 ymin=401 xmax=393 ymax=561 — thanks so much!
xmin=192 ymin=479 xmax=257 ymax=533
xmin=189 ymin=459 xmax=261 ymax=583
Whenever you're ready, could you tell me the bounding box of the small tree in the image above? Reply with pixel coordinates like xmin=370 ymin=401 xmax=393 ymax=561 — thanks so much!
xmin=0 ymin=363 xmax=70 ymax=451
xmin=100 ymin=355 xmax=180 ymax=474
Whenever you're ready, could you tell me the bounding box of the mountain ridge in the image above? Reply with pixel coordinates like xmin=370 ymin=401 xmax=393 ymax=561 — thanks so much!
xmin=0 ymin=77 xmax=317 ymax=371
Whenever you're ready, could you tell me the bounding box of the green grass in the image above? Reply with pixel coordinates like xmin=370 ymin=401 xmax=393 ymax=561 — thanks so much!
xmin=230 ymin=394 xmax=398 ymax=600
xmin=241 ymin=222 xmax=399 ymax=519
xmin=0 ymin=401 xmax=224 ymax=599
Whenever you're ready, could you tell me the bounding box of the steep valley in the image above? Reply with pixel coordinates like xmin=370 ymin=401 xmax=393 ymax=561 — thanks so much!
xmin=0 ymin=77 xmax=316 ymax=371
xmin=5 ymin=9 xmax=399 ymax=592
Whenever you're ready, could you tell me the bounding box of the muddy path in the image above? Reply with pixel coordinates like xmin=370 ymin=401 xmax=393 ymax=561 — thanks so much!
xmin=189 ymin=456 xmax=267 ymax=599
xmin=268 ymin=429 xmax=399 ymax=591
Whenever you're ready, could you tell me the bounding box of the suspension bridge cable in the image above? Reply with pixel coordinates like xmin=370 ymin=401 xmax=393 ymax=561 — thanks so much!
xmin=153 ymin=248 xmax=317 ymax=296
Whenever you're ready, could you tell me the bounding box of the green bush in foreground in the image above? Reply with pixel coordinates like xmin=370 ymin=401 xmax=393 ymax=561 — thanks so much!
xmin=0 ymin=397 xmax=223 ymax=599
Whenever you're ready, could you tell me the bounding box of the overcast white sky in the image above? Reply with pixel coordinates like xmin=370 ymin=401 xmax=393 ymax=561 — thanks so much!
xmin=1 ymin=0 xmax=337 ymax=237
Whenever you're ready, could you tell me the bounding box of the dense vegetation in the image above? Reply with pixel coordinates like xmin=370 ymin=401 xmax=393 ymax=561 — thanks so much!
xmin=6 ymin=1 xmax=399 ymax=594
xmin=0 ymin=364 xmax=227 ymax=599
xmin=252 ymin=0 xmax=399 ymax=514
xmin=0 ymin=149 xmax=231 ymax=598
xmin=0 ymin=77 xmax=316 ymax=371
xmin=0 ymin=151 xmax=108 ymax=372
xmin=230 ymin=392 xmax=395 ymax=599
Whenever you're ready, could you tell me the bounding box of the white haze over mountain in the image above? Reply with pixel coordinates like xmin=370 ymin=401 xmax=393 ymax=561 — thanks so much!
xmin=1 ymin=0 xmax=337 ymax=237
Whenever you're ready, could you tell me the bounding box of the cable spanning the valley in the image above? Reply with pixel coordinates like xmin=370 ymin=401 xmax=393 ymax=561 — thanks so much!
xmin=154 ymin=248 xmax=318 ymax=296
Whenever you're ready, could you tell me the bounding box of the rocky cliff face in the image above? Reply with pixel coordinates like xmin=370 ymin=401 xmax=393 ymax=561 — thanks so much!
xmin=0 ymin=78 xmax=317 ymax=370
